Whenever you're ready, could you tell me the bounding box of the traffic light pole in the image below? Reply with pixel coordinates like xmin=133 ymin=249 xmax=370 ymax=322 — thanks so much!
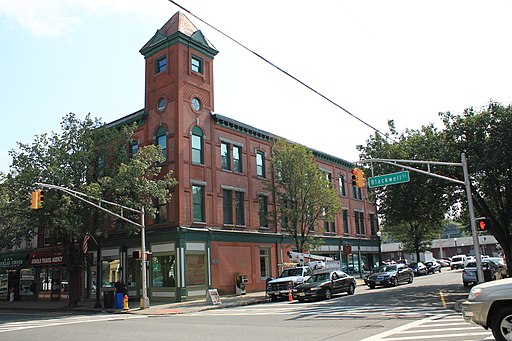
xmin=33 ymin=182 xmax=150 ymax=308
xmin=357 ymin=152 xmax=485 ymax=283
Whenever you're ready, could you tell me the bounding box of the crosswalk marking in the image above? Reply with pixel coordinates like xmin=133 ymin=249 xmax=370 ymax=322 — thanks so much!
xmin=362 ymin=313 xmax=493 ymax=341
xmin=0 ymin=314 xmax=147 ymax=333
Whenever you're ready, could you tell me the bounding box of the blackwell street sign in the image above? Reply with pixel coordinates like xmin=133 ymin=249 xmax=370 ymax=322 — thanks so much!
xmin=368 ymin=171 xmax=410 ymax=188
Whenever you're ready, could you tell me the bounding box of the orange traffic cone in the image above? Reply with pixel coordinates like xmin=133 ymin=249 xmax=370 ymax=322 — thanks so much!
xmin=288 ymin=288 xmax=293 ymax=301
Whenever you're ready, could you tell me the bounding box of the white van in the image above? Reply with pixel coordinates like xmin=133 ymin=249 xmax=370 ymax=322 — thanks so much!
xmin=451 ymin=255 xmax=467 ymax=269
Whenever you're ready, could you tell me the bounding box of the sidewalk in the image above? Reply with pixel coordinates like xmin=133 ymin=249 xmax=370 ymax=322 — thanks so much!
xmin=0 ymin=278 xmax=366 ymax=316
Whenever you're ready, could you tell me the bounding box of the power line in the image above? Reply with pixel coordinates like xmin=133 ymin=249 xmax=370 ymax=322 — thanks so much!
xmin=169 ymin=0 xmax=391 ymax=140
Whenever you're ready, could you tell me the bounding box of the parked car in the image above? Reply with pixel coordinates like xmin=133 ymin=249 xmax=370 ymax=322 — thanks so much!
xmin=463 ymin=259 xmax=502 ymax=287
xmin=364 ymin=263 xmax=414 ymax=289
xmin=437 ymin=258 xmax=451 ymax=267
xmin=409 ymin=261 xmax=428 ymax=276
xmin=451 ymin=255 xmax=467 ymax=270
xmin=462 ymin=278 xmax=512 ymax=341
xmin=292 ymin=270 xmax=356 ymax=302
xmin=425 ymin=260 xmax=442 ymax=274
xmin=486 ymin=257 xmax=508 ymax=279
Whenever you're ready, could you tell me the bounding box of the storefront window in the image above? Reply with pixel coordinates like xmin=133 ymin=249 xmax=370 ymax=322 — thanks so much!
xmin=151 ymin=254 xmax=176 ymax=287
xmin=185 ymin=254 xmax=205 ymax=286
xmin=126 ymin=256 xmax=137 ymax=290
xmin=101 ymin=258 xmax=120 ymax=287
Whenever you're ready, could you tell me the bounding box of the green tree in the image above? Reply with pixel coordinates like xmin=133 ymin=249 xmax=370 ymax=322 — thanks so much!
xmin=5 ymin=113 xmax=177 ymax=306
xmin=269 ymin=139 xmax=342 ymax=252
xmin=358 ymin=122 xmax=449 ymax=261
xmin=439 ymin=102 xmax=512 ymax=274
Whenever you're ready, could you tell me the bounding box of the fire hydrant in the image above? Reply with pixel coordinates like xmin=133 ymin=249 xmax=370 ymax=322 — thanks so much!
xmin=123 ymin=294 xmax=129 ymax=311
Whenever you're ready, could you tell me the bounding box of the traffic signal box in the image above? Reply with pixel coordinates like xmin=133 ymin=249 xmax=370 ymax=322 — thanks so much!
xmin=30 ymin=189 xmax=45 ymax=209
xmin=351 ymin=168 xmax=365 ymax=188
xmin=133 ymin=250 xmax=151 ymax=261
xmin=476 ymin=217 xmax=492 ymax=232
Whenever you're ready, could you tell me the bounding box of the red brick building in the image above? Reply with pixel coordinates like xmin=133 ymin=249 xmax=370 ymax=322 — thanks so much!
xmin=92 ymin=11 xmax=380 ymax=302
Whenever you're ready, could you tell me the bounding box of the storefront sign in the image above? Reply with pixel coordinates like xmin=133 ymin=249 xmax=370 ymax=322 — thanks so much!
xmin=0 ymin=253 xmax=28 ymax=269
xmin=29 ymin=250 xmax=65 ymax=266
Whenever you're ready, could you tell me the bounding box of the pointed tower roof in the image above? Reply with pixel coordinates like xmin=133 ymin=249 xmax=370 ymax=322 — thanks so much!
xmin=140 ymin=11 xmax=217 ymax=58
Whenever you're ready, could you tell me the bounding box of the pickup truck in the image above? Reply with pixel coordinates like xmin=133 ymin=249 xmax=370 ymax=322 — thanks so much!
xmin=266 ymin=266 xmax=313 ymax=301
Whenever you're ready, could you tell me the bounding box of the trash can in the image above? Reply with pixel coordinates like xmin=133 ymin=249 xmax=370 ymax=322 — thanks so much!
xmin=103 ymin=289 xmax=114 ymax=308
xmin=115 ymin=293 xmax=124 ymax=309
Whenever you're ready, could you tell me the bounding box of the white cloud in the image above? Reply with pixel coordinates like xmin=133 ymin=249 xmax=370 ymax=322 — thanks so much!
xmin=0 ymin=0 xmax=171 ymax=36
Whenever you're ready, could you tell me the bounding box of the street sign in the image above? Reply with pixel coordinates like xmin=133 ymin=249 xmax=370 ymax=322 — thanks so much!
xmin=368 ymin=171 xmax=410 ymax=188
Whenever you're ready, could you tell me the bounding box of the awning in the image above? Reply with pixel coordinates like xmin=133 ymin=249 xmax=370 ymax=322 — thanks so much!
xmin=0 ymin=252 xmax=30 ymax=269
xmin=29 ymin=249 xmax=65 ymax=266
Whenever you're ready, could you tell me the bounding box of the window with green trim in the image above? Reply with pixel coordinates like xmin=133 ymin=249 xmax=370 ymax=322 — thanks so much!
xmin=191 ymin=55 xmax=203 ymax=73
xmin=191 ymin=126 xmax=203 ymax=164
xmin=192 ymin=185 xmax=205 ymax=223
xmin=155 ymin=126 xmax=167 ymax=161
xmin=156 ymin=55 xmax=167 ymax=73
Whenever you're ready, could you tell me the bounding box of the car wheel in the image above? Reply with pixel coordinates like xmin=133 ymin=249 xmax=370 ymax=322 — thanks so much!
xmin=369 ymin=283 xmax=375 ymax=289
xmin=491 ymin=307 xmax=512 ymax=341
xmin=463 ymin=282 xmax=469 ymax=287
xmin=324 ymin=288 xmax=332 ymax=300
xmin=347 ymin=283 xmax=355 ymax=295
xmin=408 ymin=275 xmax=414 ymax=283
xmin=392 ymin=277 xmax=399 ymax=287
xmin=297 ymin=298 xmax=305 ymax=303
xmin=270 ymin=294 xmax=278 ymax=302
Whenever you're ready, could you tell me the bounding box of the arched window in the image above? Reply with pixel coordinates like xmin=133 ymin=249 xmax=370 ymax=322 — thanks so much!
xmin=155 ymin=126 xmax=167 ymax=161
xmin=191 ymin=126 xmax=203 ymax=164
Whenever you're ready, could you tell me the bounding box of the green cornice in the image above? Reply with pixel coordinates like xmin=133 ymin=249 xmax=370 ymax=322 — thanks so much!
xmin=105 ymin=109 xmax=146 ymax=129
xmin=140 ymin=31 xmax=218 ymax=59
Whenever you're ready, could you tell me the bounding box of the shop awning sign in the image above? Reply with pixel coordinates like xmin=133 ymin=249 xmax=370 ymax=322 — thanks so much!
xmin=29 ymin=250 xmax=65 ymax=266
xmin=0 ymin=254 xmax=28 ymax=269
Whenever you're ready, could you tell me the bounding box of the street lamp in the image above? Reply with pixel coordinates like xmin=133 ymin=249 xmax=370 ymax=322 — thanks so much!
xmin=454 ymin=238 xmax=458 ymax=255
xmin=376 ymin=231 xmax=382 ymax=266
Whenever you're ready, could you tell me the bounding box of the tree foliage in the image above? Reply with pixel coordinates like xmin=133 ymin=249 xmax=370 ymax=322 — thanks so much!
xmin=269 ymin=139 xmax=342 ymax=252
xmin=359 ymin=101 xmax=512 ymax=273
xmin=3 ymin=113 xmax=177 ymax=306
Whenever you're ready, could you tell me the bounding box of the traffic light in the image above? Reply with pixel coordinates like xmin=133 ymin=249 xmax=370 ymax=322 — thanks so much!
xmin=476 ymin=217 xmax=492 ymax=232
xmin=38 ymin=190 xmax=44 ymax=209
xmin=351 ymin=168 xmax=365 ymax=188
xmin=30 ymin=189 xmax=44 ymax=210
xmin=133 ymin=250 xmax=142 ymax=260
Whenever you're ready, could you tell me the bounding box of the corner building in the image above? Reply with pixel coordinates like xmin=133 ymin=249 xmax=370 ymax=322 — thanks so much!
xmin=96 ymin=12 xmax=379 ymax=303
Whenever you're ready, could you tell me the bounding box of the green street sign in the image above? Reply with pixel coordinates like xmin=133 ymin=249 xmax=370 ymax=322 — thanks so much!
xmin=368 ymin=171 xmax=410 ymax=188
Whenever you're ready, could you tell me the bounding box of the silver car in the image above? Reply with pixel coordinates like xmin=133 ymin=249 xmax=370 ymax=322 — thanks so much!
xmin=462 ymin=260 xmax=501 ymax=287
xmin=462 ymin=278 xmax=512 ymax=341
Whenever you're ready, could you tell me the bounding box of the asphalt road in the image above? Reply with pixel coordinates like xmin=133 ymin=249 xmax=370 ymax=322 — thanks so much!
xmin=0 ymin=269 xmax=492 ymax=341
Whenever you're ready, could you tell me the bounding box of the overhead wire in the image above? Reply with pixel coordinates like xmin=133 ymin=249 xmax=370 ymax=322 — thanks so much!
xmin=169 ymin=0 xmax=392 ymax=141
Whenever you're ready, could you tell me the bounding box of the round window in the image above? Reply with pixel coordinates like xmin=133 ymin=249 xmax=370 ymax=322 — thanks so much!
xmin=157 ymin=97 xmax=166 ymax=112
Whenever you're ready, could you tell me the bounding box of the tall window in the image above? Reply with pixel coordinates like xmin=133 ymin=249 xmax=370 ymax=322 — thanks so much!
xmin=156 ymin=55 xmax=167 ymax=73
xmin=130 ymin=140 xmax=138 ymax=158
xmin=191 ymin=55 xmax=203 ymax=73
xmin=259 ymin=248 xmax=271 ymax=279
xmin=338 ymin=176 xmax=346 ymax=196
xmin=325 ymin=172 xmax=332 ymax=187
xmin=354 ymin=211 xmax=365 ymax=235
xmin=155 ymin=126 xmax=167 ymax=161
xmin=192 ymin=185 xmax=205 ymax=223
xmin=256 ymin=151 xmax=265 ymax=178
xmin=343 ymin=210 xmax=349 ymax=234
xmin=221 ymin=142 xmax=231 ymax=170
xmin=223 ymin=189 xmax=233 ymax=225
xmin=155 ymin=199 xmax=167 ymax=224
xmin=352 ymin=185 xmax=362 ymax=200
xmin=191 ymin=126 xmax=203 ymax=164
xmin=233 ymin=145 xmax=242 ymax=173
xmin=235 ymin=192 xmax=245 ymax=225
xmin=258 ymin=195 xmax=268 ymax=228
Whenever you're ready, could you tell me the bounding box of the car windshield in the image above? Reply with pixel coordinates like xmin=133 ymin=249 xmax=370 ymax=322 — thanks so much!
xmin=306 ymin=273 xmax=330 ymax=283
xmin=452 ymin=257 xmax=463 ymax=262
xmin=376 ymin=265 xmax=397 ymax=273
xmin=409 ymin=262 xmax=419 ymax=268
xmin=466 ymin=262 xmax=477 ymax=268
xmin=279 ymin=268 xmax=304 ymax=277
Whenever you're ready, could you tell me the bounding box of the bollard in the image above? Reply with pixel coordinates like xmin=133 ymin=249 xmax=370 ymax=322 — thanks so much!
xmin=123 ymin=294 xmax=129 ymax=311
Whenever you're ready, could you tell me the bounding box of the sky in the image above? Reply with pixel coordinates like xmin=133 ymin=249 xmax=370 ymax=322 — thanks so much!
xmin=1 ymin=0 xmax=512 ymax=174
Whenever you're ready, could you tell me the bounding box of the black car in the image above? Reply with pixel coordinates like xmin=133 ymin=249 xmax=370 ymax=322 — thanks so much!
xmin=292 ymin=270 xmax=356 ymax=302
xmin=364 ymin=263 xmax=414 ymax=289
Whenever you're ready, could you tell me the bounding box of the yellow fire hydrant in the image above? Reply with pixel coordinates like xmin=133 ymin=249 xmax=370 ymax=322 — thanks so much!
xmin=123 ymin=294 xmax=129 ymax=311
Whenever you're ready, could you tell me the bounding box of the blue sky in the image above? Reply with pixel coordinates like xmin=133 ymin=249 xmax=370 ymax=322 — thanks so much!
xmin=1 ymin=0 xmax=512 ymax=174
